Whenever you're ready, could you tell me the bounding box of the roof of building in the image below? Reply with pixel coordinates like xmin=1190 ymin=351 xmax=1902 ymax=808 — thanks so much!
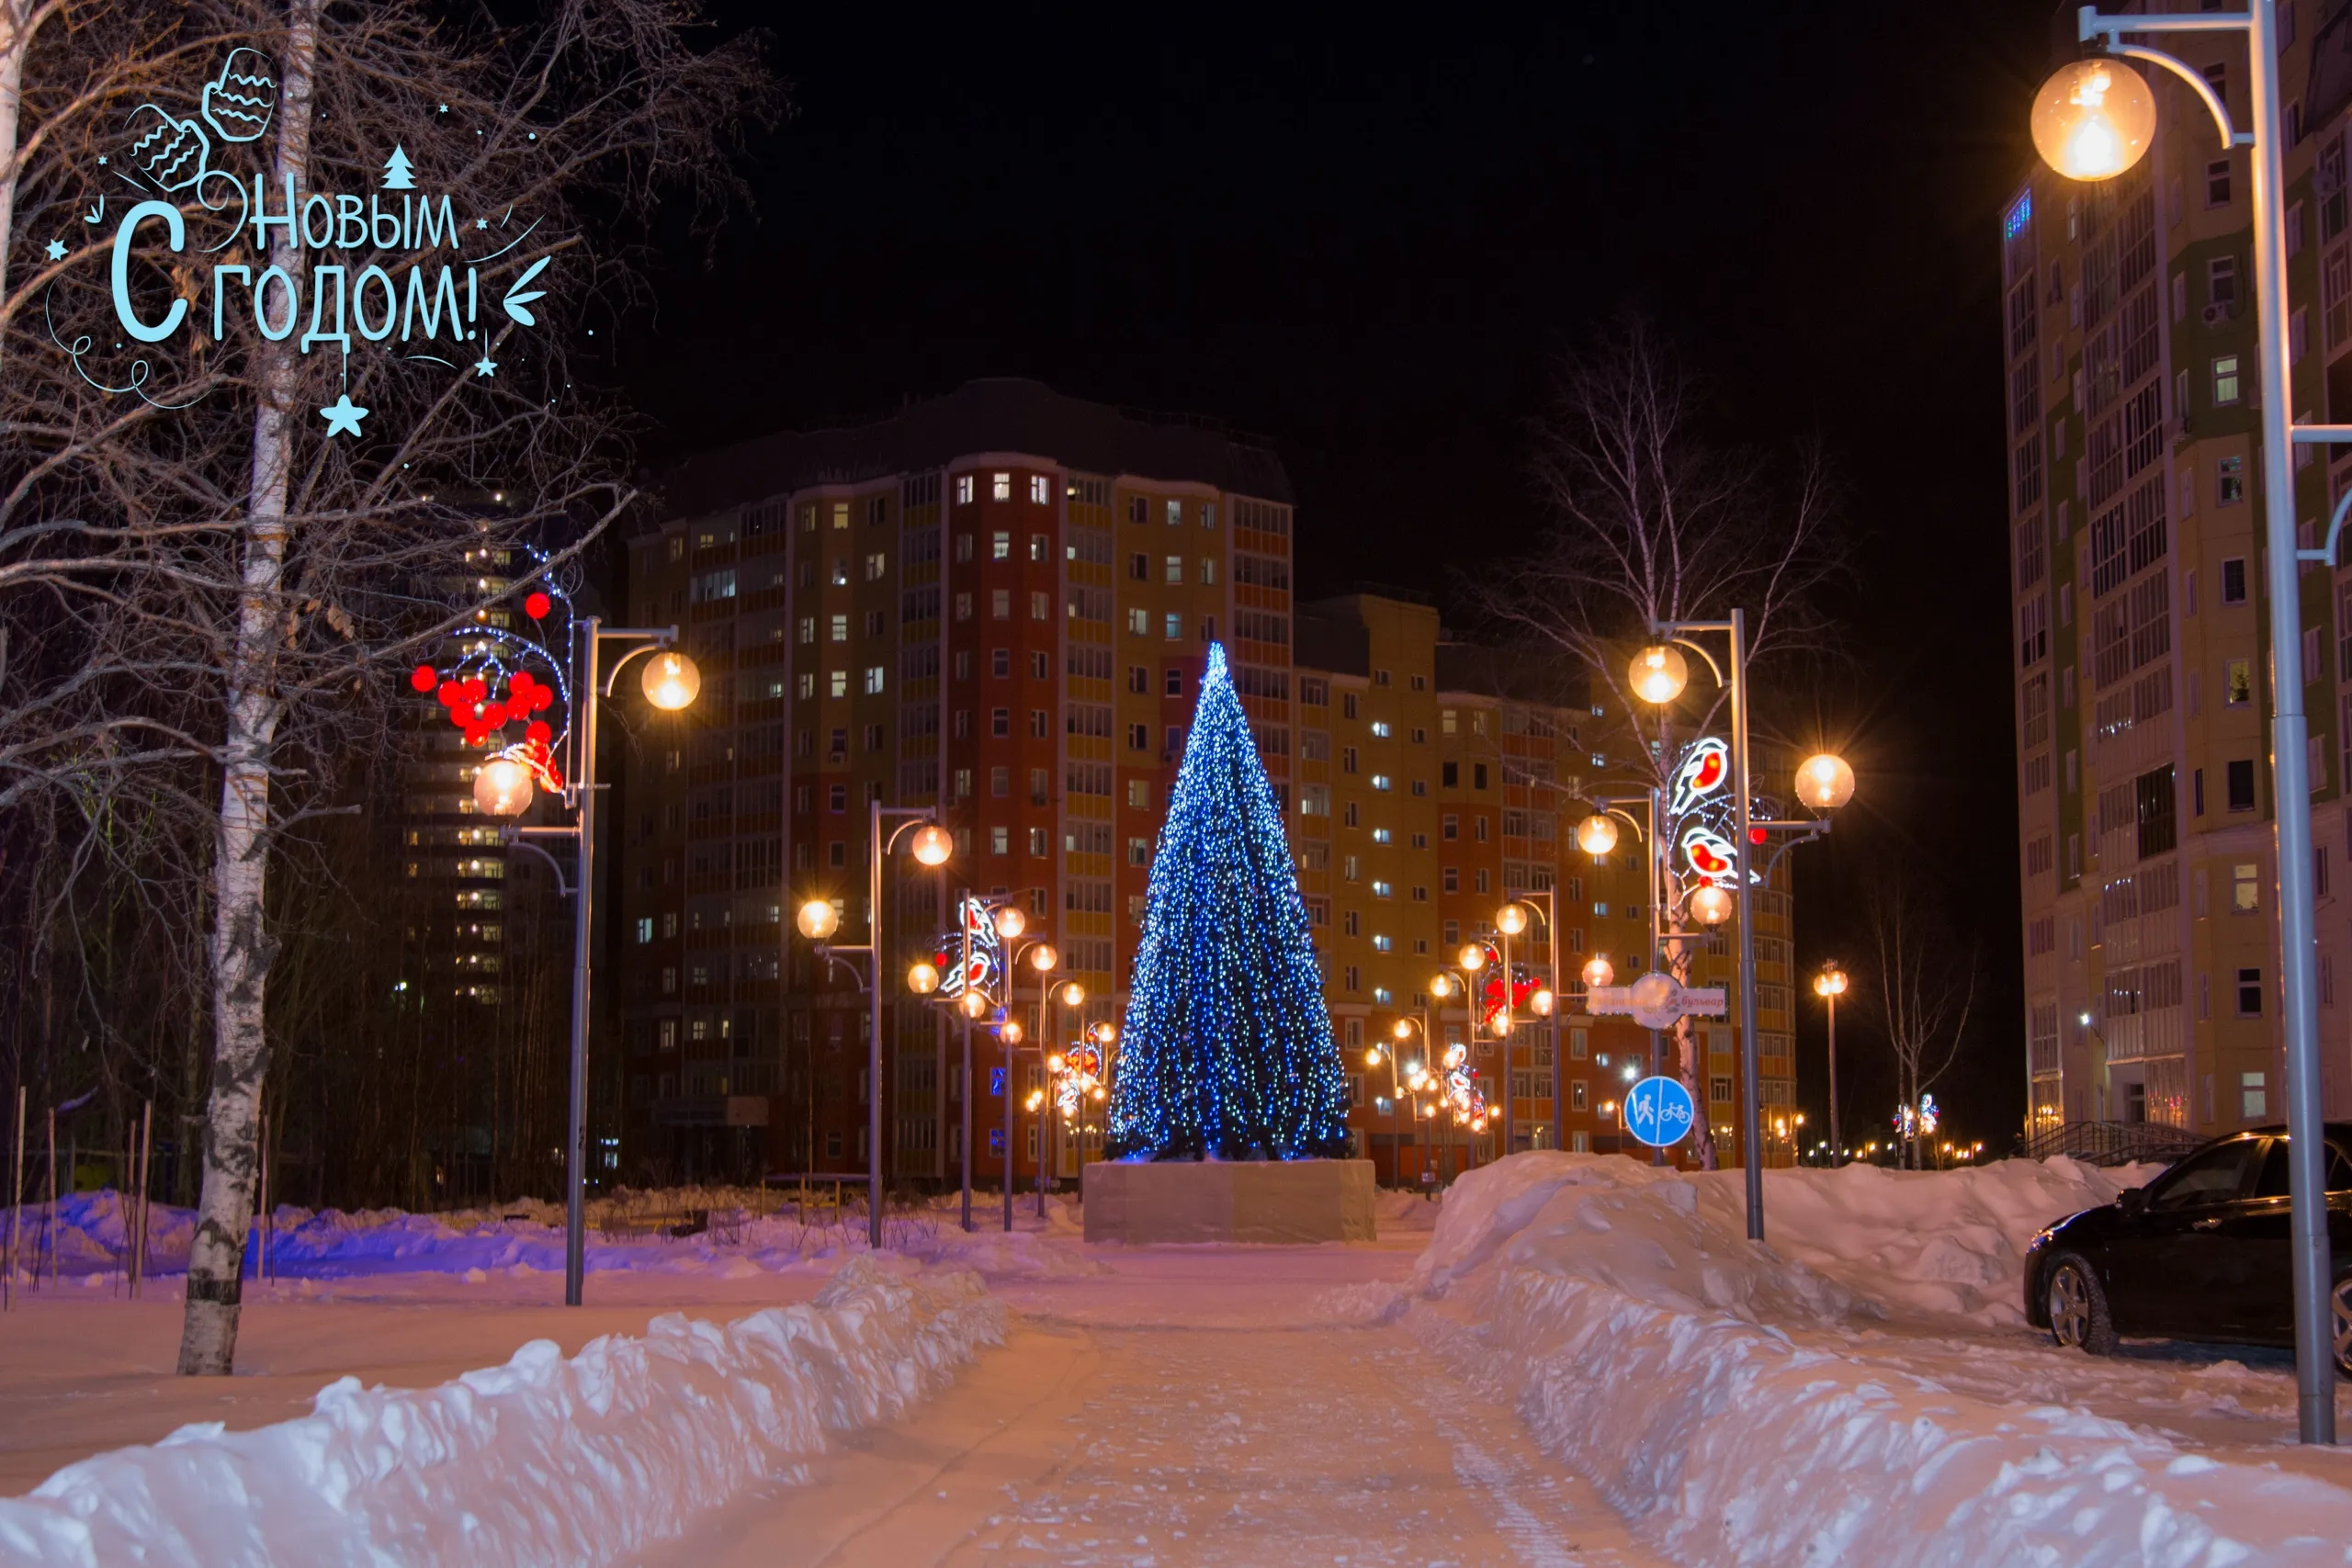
xmin=661 ymin=378 xmax=1295 ymax=518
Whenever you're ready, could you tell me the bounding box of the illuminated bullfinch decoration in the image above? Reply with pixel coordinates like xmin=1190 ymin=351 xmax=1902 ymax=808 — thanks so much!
xmin=931 ymin=896 xmax=1005 ymax=1002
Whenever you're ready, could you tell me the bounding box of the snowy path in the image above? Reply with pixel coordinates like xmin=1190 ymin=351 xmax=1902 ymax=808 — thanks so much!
xmin=649 ymin=1245 xmax=1663 ymax=1568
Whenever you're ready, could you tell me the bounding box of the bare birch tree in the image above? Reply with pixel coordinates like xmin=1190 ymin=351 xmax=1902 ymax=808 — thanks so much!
xmin=1479 ymin=320 xmax=1840 ymax=1169
xmin=0 ymin=0 xmax=775 ymax=1372
xmin=1861 ymin=879 xmax=1976 ymax=1169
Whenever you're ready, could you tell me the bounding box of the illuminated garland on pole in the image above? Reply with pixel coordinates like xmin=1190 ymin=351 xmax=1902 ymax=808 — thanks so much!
xmin=1107 ymin=644 xmax=1351 ymax=1161
xmin=403 ymin=552 xmax=577 ymax=801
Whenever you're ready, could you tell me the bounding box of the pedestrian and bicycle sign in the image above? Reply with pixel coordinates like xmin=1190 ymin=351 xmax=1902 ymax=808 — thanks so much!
xmin=1623 ymin=1075 xmax=1697 ymax=1148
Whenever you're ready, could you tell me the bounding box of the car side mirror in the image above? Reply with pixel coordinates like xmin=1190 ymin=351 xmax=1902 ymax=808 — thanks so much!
xmin=2119 ymin=1187 xmax=2149 ymax=1214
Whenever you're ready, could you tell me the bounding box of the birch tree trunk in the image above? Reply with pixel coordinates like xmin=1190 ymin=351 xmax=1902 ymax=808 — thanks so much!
xmin=0 ymin=0 xmax=60 ymax=313
xmin=1662 ymin=932 xmax=1719 ymax=1170
xmin=176 ymin=0 xmax=319 ymax=1378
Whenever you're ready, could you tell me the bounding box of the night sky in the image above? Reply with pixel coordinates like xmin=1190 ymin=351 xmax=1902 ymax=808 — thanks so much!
xmin=614 ymin=3 xmax=2071 ymax=1149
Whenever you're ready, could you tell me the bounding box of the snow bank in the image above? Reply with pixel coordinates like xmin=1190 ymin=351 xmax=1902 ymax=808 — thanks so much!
xmin=4 ymin=1186 xmax=1096 ymax=1286
xmin=0 ymin=1257 xmax=1004 ymax=1567
xmin=1412 ymin=1153 xmax=2352 ymax=1568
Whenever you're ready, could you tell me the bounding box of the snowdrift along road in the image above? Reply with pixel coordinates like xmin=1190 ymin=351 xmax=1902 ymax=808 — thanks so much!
xmin=1403 ymin=1153 xmax=2352 ymax=1568
xmin=0 ymin=1258 xmax=1003 ymax=1568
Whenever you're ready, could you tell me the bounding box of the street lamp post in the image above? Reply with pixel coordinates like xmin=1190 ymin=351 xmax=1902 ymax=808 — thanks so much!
xmin=1630 ymin=629 xmax=1851 ymax=1239
xmin=1815 ymin=964 xmax=1849 ymax=1166
xmin=2035 ymin=2 xmax=2335 ymax=1446
xmin=794 ymin=803 xmax=951 ymax=1250
xmin=491 ymin=617 xmax=701 ymax=1308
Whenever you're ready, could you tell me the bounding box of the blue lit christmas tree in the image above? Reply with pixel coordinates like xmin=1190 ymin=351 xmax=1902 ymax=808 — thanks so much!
xmin=1108 ymin=644 xmax=1351 ymax=1160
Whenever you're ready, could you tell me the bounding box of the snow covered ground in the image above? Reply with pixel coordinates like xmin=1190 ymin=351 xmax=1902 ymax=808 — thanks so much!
xmin=1396 ymin=1154 xmax=2352 ymax=1567
xmin=4 ymin=1161 xmax=2350 ymax=1566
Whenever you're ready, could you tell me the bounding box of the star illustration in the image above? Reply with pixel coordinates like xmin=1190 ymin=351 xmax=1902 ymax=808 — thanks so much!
xmin=44 ymin=238 xmax=65 ymax=260
xmin=319 ymin=393 xmax=369 ymax=438
xmin=472 ymin=355 xmax=498 ymax=378
xmin=476 ymin=218 xmax=488 ymax=229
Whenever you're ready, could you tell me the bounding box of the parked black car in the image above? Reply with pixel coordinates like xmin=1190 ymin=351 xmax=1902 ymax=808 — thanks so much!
xmin=2023 ymin=1124 xmax=2352 ymax=1371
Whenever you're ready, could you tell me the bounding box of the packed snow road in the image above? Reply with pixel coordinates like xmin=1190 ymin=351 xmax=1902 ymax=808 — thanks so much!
xmin=648 ymin=1242 xmax=1664 ymax=1568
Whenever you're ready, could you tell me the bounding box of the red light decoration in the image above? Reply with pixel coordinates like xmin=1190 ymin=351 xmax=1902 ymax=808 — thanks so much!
xmin=524 ymin=591 xmax=552 ymax=620
xmin=409 ymin=664 xmax=437 ymax=693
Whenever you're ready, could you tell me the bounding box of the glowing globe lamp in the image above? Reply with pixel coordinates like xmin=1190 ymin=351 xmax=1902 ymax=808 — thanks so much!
xmin=1690 ymin=885 xmax=1734 ymax=926
xmin=472 ymin=756 xmax=534 ymax=817
xmin=1364 ymin=1046 xmax=1384 ymax=1067
xmin=1576 ymin=813 xmax=1619 ymax=857
xmin=907 ymin=960 xmax=940 ymax=995
xmin=641 ymin=649 xmax=702 ymax=711
xmin=1458 ymin=942 xmax=1487 ymax=972
xmin=1496 ymin=902 xmax=1529 ymax=937
xmin=1430 ymin=974 xmax=1453 ymax=999
xmin=910 ymin=822 xmax=952 ymax=866
xmin=1628 ymin=644 xmax=1688 ymax=705
xmin=795 ymin=898 xmax=839 ymax=941
xmin=1815 ymin=965 xmax=1849 ymax=999
xmin=2031 ymin=58 xmax=2154 ymax=182
xmin=1582 ymin=954 xmax=1615 ymax=989
xmin=1031 ymin=943 xmax=1058 ymax=973
xmin=1392 ymin=1018 xmax=1414 ymax=1041
xmin=996 ymin=1010 xmax=1019 ymax=1034
xmin=1794 ymin=751 xmax=1856 ymax=811
xmin=1531 ymin=987 xmax=1555 ymax=1017
xmin=993 ymin=903 xmax=1026 ymax=940
xmin=1060 ymin=980 xmax=1086 ymax=1008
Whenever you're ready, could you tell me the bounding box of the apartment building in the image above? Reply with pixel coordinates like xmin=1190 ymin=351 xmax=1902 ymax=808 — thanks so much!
xmin=2006 ymin=7 xmax=2352 ymax=1141
xmin=619 ymin=379 xmax=1297 ymax=1186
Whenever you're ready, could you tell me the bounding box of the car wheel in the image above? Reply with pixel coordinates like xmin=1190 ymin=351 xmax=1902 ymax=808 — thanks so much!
xmin=2334 ymin=1276 xmax=2352 ymax=1381
xmin=2045 ymin=1254 xmax=2118 ymax=1356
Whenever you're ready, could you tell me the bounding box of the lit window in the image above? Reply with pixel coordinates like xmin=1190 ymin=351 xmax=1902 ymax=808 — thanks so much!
xmin=1373 ymin=986 xmax=1393 ymax=1005
xmin=1165 ymin=612 xmax=1182 ymax=639
xmin=1371 ymin=773 xmax=1392 ymax=791
xmin=1372 ymin=828 xmax=1392 ymax=843
xmin=992 ymin=472 xmax=1012 ymax=502
xmin=991 ymin=826 xmax=1010 ymax=854
xmin=1373 ymin=934 xmax=1393 ymax=953
xmin=829 ymin=670 xmax=847 ymax=698
xmin=992 ymin=530 xmax=1011 ymax=559
xmin=1128 ymin=607 xmax=1149 ymax=635
xmin=1029 ymin=474 xmax=1050 ymax=504
xmin=864 ymin=666 xmax=885 ymax=695
xmin=1165 ymin=555 xmax=1182 ymax=582
xmin=2233 ymin=862 xmax=2260 ymax=911
xmin=636 ymin=918 xmax=652 ymax=943
xmin=1370 ymin=721 xmax=1390 ymax=738
xmin=864 ymin=552 xmax=886 ymax=581
xmin=2213 ymin=355 xmax=2242 ymax=404
xmin=1165 ymin=499 xmax=1182 ymax=526
xmin=956 ymin=475 xmax=975 ymax=503
xmin=830 ymin=614 xmax=847 ymax=642
xmin=1372 ymin=879 xmax=1393 ymax=898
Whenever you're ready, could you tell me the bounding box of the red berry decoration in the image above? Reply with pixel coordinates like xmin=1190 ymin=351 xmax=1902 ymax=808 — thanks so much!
xmin=436 ymin=680 xmax=460 ymax=706
xmin=526 ymin=720 xmax=552 ymax=745
xmin=410 ymin=664 xmax=437 ymax=693
xmin=525 ymin=592 xmax=552 ymax=620
xmin=483 ymin=703 xmax=508 ymax=728
xmin=446 ymin=705 xmax=469 ymax=728
xmin=460 ymin=676 xmax=487 ymax=704
xmin=509 ymin=671 xmax=534 ymax=695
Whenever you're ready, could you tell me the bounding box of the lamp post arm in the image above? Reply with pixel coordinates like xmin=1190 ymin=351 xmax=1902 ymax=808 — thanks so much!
xmin=2097 ymin=39 xmax=2242 ymax=148
xmin=500 ymin=830 xmax=576 ymax=897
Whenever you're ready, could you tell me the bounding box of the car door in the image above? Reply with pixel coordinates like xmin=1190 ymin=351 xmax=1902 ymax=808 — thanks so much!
xmin=2211 ymin=1137 xmax=2352 ymax=1345
xmin=2102 ymin=1136 xmax=2262 ymax=1337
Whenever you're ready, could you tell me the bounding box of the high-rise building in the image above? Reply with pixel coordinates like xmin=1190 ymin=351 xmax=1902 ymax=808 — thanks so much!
xmin=622 ymin=380 xmax=1296 ymax=1186
xmin=622 ymin=379 xmax=1797 ymax=1187
xmin=2005 ymin=12 xmax=2352 ymax=1142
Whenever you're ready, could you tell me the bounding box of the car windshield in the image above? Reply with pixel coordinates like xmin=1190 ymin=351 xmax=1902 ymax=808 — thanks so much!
xmin=2146 ymin=1139 xmax=2259 ymax=1210
xmin=2252 ymin=1137 xmax=2352 ymax=1199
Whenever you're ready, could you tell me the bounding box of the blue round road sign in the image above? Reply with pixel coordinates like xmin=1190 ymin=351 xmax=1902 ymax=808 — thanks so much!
xmin=1623 ymin=1075 xmax=1697 ymax=1149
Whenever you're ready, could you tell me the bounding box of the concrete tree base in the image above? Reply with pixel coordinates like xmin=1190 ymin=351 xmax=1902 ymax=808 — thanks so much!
xmin=1081 ymin=1158 xmax=1377 ymax=1245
